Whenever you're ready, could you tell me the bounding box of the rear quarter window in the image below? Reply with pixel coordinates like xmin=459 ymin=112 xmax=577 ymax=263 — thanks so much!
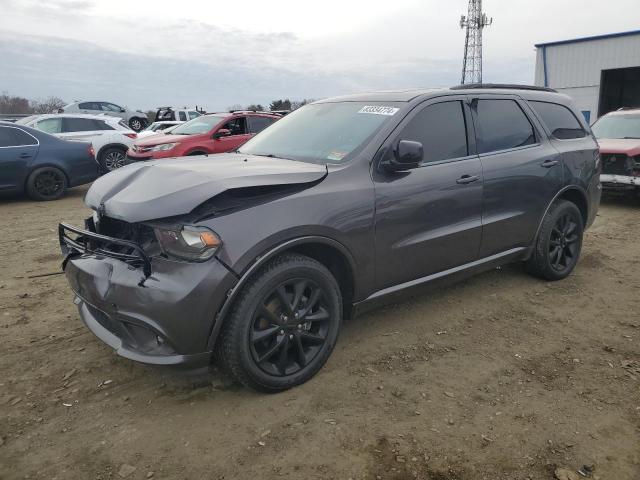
xmin=529 ymin=101 xmax=586 ymax=140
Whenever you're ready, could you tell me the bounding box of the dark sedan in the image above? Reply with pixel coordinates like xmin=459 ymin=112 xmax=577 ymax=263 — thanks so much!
xmin=0 ymin=121 xmax=98 ymax=201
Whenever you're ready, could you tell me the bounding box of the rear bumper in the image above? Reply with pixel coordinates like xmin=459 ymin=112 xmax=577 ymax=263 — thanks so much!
xmin=64 ymin=254 xmax=237 ymax=367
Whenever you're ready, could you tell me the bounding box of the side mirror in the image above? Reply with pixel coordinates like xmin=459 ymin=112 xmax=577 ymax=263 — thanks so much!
xmin=213 ymin=128 xmax=231 ymax=139
xmin=120 ymin=108 xmax=126 ymax=113
xmin=382 ymin=140 xmax=423 ymax=172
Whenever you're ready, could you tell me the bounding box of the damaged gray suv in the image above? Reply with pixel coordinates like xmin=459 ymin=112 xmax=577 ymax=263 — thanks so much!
xmin=60 ymin=85 xmax=601 ymax=392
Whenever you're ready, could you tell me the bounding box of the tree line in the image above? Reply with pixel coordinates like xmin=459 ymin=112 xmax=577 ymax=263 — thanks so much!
xmin=0 ymin=92 xmax=66 ymax=115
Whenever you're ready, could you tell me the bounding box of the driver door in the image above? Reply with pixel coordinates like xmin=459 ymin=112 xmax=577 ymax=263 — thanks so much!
xmin=372 ymin=97 xmax=484 ymax=291
xmin=212 ymin=116 xmax=251 ymax=153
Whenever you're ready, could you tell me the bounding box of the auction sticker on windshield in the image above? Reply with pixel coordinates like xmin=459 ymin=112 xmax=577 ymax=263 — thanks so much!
xmin=358 ymin=106 xmax=399 ymax=116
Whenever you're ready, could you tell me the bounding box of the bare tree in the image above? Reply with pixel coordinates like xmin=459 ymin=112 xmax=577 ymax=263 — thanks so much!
xmin=0 ymin=91 xmax=32 ymax=114
xmin=31 ymin=96 xmax=66 ymax=114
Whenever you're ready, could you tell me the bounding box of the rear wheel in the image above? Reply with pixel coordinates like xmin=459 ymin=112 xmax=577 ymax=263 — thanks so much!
xmin=26 ymin=167 xmax=68 ymax=201
xmin=129 ymin=118 xmax=145 ymax=132
xmin=217 ymin=253 xmax=342 ymax=392
xmin=526 ymin=199 xmax=584 ymax=280
xmin=100 ymin=147 xmax=127 ymax=171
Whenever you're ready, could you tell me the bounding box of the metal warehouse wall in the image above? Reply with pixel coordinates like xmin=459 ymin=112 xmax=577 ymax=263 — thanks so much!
xmin=535 ymin=33 xmax=640 ymax=121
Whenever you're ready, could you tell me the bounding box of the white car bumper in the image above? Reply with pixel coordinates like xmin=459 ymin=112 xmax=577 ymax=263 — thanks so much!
xmin=600 ymin=174 xmax=640 ymax=186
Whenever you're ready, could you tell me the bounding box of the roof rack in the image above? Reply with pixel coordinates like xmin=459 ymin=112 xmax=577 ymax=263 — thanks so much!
xmin=228 ymin=110 xmax=283 ymax=116
xmin=450 ymin=83 xmax=558 ymax=93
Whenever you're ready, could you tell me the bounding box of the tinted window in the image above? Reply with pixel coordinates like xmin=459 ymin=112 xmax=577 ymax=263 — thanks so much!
xmin=79 ymin=102 xmax=99 ymax=110
xmin=249 ymin=116 xmax=276 ymax=134
xmin=63 ymin=117 xmax=99 ymax=132
xmin=0 ymin=127 xmax=18 ymax=147
xmin=222 ymin=117 xmax=247 ymax=135
xmin=36 ymin=118 xmax=63 ymax=134
xmin=93 ymin=119 xmax=115 ymax=130
xmin=530 ymin=101 xmax=586 ymax=140
xmin=475 ymin=99 xmax=536 ymax=154
xmin=399 ymin=101 xmax=468 ymax=163
xmin=101 ymin=103 xmax=123 ymax=112
xmin=179 ymin=111 xmax=187 ymax=121
xmin=12 ymin=128 xmax=37 ymax=146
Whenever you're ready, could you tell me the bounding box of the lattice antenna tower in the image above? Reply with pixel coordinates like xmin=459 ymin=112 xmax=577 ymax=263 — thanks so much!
xmin=460 ymin=0 xmax=492 ymax=84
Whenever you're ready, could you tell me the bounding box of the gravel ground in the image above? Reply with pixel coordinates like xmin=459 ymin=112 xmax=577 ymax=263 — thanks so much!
xmin=1 ymin=186 xmax=639 ymax=480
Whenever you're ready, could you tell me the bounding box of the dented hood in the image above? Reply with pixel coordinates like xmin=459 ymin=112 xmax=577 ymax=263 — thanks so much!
xmin=85 ymin=153 xmax=327 ymax=222
xmin=597 ymin=138 xmax=640 ymax=156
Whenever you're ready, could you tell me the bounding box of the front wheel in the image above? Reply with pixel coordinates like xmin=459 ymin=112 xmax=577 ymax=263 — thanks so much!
xmin=217 ymin=253 xmax=342 ymax=392
xmin=526 ymin=199 xmax=584 ymax=281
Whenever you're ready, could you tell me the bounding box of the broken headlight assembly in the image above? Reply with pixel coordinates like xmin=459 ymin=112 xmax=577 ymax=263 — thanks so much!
xmin=154 ymin=225 xmax=221 ymax=261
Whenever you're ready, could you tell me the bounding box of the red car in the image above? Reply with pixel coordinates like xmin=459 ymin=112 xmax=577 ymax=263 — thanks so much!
xmin=591 ymin=108 xmax=640 ymax=194
xmin=126 ymin=111 xmax=280 ymax=163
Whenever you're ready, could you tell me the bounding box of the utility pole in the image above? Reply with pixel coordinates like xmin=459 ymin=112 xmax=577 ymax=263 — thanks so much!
xmin=460 ymin=0 xmax=492 ymax=84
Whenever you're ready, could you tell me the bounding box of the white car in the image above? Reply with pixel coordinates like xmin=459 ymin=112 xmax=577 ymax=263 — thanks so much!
xmin=19 ymin=114 xmax=137 ymax=171
xmin=137 ymin=121 xmax=181 ymax=139
xmin=60 ymin=101 xmax=149 ymax=132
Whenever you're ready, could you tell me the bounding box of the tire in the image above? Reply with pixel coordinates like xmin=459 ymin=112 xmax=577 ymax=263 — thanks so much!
xmin=128 ymin=118 xmax=145 ymax=132
xmin=99 ymin=147 xmax=127 ymax=172
xmin=217 ymin=253 xmax=342 ymax=392
xmin=526 ymin=199 xmax=584 ymax=281
xmin=26 ymin=167 xmax=68 ymax=201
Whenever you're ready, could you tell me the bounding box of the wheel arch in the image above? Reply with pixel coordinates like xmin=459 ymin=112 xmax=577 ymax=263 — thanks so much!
xmin=531 ymin=185 xmax=589 ymax=251
xmin=206 ymin=236 xmax=356 ymax=351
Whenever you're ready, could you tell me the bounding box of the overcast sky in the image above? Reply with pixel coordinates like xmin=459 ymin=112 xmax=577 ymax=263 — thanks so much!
xmin=1 ymin=0 xmax=639 ymax=111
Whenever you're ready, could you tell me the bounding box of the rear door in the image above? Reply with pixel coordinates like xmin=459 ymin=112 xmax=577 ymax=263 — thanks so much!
xmin=0 ymin=126 xmax=39 ymax=191
xmin=59 ymin=117 xmax=103 ymax=144
xmin=373 ymin=96 xmax=484 ymax=290
xmin=213 ymin=116 xmax=251 ymax=153
xmin=470 ymin=95 xmax=563 ymax=257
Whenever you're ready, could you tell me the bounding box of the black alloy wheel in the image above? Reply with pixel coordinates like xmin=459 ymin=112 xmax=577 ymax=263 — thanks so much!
xmin=217 ymin=253 xmax=342 ymax=392
xmin=250 ymin=278 xmax=331 ymax=376
xmin=526 ymin=199 xmax=584 ymax=280
xmin=548 ymin=212 xmax=580 ymax=272
xmin=26 ymin=167 xmax=68 ymax=201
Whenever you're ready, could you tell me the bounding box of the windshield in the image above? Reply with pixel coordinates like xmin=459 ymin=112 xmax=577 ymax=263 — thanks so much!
xmin=591 ymin=114 xmax=640 ymax=139
xmin=238 ymin=102 xmax=402 ymax=164
xmin=171 ymin=115 xmax=226 ymax=135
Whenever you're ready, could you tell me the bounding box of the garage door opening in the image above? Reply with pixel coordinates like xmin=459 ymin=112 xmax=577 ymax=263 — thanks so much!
xmin=598 ymin=66 xmax=640 ymax=117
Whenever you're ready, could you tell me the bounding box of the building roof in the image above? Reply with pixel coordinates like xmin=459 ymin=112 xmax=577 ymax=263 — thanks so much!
xmin=535 ymin=29 xmax=640 ymax=48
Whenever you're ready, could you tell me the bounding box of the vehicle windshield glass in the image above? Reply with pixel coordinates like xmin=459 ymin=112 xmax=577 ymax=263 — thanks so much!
xmin=591 ymin=114 xmax=640 ymax=139
xmin=15 ymin=115 xmax=39 ymax=125
xmin=171 ymin=115 xmax=226 ymax=135
xmin=238 ymin=102 xmax=402 ymax=164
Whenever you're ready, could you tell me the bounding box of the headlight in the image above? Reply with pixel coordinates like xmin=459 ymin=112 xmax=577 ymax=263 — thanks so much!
xmin=149 ymin=142 xmax=177 ymax=152
xmin=154 ymin=225 xmax=221 ymax=261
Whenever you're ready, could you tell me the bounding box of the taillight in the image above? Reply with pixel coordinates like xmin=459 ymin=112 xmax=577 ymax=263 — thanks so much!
xmin=124 ymin=133 xmax=137 ymax=139
xmin=88 ymin=146 xmax=95 ymax=158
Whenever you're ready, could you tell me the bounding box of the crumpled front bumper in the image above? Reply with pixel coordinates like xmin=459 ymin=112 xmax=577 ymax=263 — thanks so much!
xmin=64 ymin=254 xmax=237 ymax=367
xmin=600 ymin=174 xmax=640 ymax=190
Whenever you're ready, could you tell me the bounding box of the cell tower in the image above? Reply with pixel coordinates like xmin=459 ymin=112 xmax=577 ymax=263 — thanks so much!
xmin=460 ymin=0 xmax=492 ymax=84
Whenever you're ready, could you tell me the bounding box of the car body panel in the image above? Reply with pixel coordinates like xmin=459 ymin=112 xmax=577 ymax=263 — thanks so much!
xmin=84 ymin=154 xmax=328 ymax=222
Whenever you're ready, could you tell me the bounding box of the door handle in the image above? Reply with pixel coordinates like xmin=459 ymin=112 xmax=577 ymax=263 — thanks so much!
xmin=456 ymin=174 xmax=480 ymax=185
xmin=541 ymin=159 xmax=558 ymax=168
xmin=19 ymin=153 xmax=32 ymax=158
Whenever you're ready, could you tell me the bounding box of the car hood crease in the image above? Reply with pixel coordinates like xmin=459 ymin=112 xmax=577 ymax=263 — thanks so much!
xmin=85 ymin=153 xmax=327 ymax=223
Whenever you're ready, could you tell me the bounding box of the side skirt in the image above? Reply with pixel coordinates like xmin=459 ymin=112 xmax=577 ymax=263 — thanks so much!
xmin=352 ymin=247 xmax=528 ymax=318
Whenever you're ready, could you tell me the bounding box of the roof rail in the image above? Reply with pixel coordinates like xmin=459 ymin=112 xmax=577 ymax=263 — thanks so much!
xmin=450 ymin=83 xmax=558 ymax=93
xmin=228 ymin=110 xmax=282 ymax=115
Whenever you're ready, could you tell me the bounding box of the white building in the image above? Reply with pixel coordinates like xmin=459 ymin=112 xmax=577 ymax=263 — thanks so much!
xmin=534 ymin=30 xmax=640 ymax=124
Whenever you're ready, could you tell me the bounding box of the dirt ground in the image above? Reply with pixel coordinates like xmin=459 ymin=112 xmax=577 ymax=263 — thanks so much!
xmin=1 ymin=186 xmax=639 ymax=480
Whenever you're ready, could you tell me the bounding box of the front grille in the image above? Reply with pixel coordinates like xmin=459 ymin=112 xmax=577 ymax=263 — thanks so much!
xmin=96 ymin=217 xmax=155 ymax=250
xmin=601 ymin=154 xmax=634 ymax=176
